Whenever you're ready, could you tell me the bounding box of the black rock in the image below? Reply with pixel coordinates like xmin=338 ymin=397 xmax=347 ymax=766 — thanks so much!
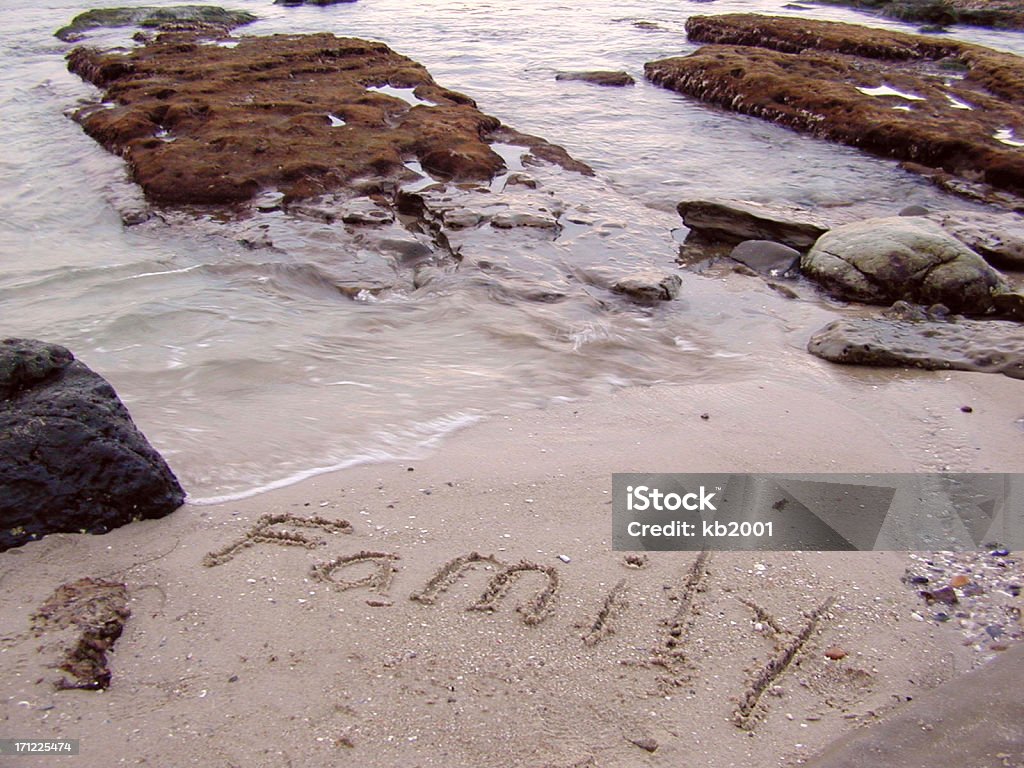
xmin=729 ymin=239 xmax=800 ymax=274
xmin=0 ymin=339 xmax=185 ymax=550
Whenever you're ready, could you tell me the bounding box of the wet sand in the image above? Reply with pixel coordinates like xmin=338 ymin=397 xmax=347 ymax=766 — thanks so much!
xmin=1 ymin=371 xmax=1022 ymax=766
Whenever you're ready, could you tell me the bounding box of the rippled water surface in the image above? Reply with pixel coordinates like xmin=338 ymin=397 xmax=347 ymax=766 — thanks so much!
xmin=3 ymin=0 xmax=1023 ymax=500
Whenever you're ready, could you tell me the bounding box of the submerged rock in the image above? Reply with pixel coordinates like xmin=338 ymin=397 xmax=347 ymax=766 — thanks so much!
xmin=0 ymin=339 xmax=185 ymax=551
xmin=55 ymin=5 xmax=257 ymax=42
xmin=677 ymin=198 xmax=830 ymax=249
xmin=802 ymin=216 xmax=1012 ymax=313
xmin=555 ymin=70 xmax=636 ymax=86
xmin=66 ymin=34 xmax=588 ymax=205
xmin=646 ymin=14 xmax=1024 ymax=204
xmin=612 ymin=271 xmax=683 ymax=302
xmin=808 ymin=303 xmax=1024 ymax=378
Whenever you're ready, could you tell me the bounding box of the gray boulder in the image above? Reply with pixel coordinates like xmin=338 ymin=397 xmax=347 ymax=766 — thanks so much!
xmin=801 ymin=216 xmax=1011 ymax=314
xmin=677 ymin=198 xmax=830 ymax=249
xmin=0 ymin=339 xmax=185 ymax=550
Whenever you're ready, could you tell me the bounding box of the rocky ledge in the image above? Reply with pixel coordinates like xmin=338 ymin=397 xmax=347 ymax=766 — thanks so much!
xmin=808 ymin=302 xmax=1024 ymax=378
xmin=67 ymin=32 xmax=590 ymax=205
xmin=55 ymin=5 xmax=258 ymax=42
xmin=809 ymin=0 xmax=1024 ymax=30
xmin=645 ymin=14 xmax=1024 ymax=206
xmin=0 ymin=339 xmax=185 ymax=551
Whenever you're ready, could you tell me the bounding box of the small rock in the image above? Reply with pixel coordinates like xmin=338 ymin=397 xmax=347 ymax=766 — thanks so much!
xmin=921 ymin=586 xmax=959 ymax=605
xmin=700 ymin=412 xmax=710 ymax=420
xmin=558 ymin=554 xmax=571 ymax=563
xmin=898 ymin=204 xmax=930 ymax=217
xmin=555 ymin=70 xmax=636 ymax=87
xmin=629 ymin=736 xmax=659 ymax=753
xmin=729 ymin=239 xmax=800 ymax=274
xmin=611 ymin=272 xmax=682 ymax=302
xmin=960 ymin=405 xmax=974 ymax=413
xmin=950 ymin=574 xmax=970 ymax=588
xmin=824 ymin=647 xmax=848 ymax=660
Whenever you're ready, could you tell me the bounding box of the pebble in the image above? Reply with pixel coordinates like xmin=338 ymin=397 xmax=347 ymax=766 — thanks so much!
xmin=629 ymin=736 xmax=659 ymax=753
xmin=824 ymin=647 xmax=848 ymax=661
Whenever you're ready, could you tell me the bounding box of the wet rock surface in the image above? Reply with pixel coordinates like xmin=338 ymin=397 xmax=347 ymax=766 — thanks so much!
xmin=646 ymin=14 xmax=1024 ymax=205
xmin=31 ymin=578 xmax=130 ymax=690
xmin=66 ymin=32 xmax=588 ymax=205
xmin=612 ymin=271 xmax=682 ymax=302
xmin=0 ymin=339 xmax=185 ymax=551
xmin=807 ymin=303 xmax=1024 ymax=377
xmin=677 ymin=198 xmax=830 ymax=249
xmin=555 ymin=70 xmax=636 ymax=86
xmin=928 ymin=210 xmax=1024 ymax=271
xmin=801 ymin=216 xmax=1011 ymax=313
xmin=729 ymin=240 xmax=801 ymax=274
xmin=55 ymin=5 xmax=257 ymax=42
xmin=810 ymin=0 xmax=1024 ymax=29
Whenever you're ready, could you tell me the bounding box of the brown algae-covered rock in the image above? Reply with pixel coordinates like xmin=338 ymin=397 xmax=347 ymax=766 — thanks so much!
xmin=66 ymin=33 xmax=587 ymax=205
xmin=645 ymin=14 xmax=1024 ymax=201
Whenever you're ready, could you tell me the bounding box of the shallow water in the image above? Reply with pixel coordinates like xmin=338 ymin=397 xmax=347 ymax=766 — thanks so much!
xmin=2 ymin=0 xmax=1023 ymax=501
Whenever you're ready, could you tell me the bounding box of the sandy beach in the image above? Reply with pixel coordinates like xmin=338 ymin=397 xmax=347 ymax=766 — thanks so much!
xmin=2 ymin=369 xmax=1022 ymax=767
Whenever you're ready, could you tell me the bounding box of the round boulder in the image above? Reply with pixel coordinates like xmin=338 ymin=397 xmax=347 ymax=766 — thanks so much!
xmin=801 ymin=216 xmax=1010 ymax=314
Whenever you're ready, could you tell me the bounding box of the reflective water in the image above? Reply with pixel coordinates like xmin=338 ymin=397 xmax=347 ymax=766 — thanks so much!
xmin=2 ymin=0 xmax=1022 ymax=500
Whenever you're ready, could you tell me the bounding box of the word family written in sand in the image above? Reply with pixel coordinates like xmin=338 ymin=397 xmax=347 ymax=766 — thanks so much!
xmin=201 ymin=513 xmax=841 ymax=728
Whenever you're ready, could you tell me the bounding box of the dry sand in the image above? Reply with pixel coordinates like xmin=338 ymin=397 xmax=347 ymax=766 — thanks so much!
xmin=1 ymin=369 xmax=1022 ymax=767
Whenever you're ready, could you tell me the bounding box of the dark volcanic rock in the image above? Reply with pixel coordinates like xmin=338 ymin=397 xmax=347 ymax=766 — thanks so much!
xmin=801 ymin=216 xmax=1012 ymax=313
xmin=66 ymin=34 xmax=589 ymax=205
xmin=729 ymin=240 xmax=801 ymax=274
xmin=645 ymin=14 xmax=1024 ymax=204
xmin=0 ymin=339 xmax=185 ymax=551
xmin=677 ymin=198 xmax=830 ymax=249
xmin=55 ymin=6 xmax=257 ymax=42
xmin=810 ymin=0 xmax=1024 ymax=30
xmin=808 ymin=303 xmax=1024 ymax=378
xmin=555 ymin=70 xmax=636 ymax=86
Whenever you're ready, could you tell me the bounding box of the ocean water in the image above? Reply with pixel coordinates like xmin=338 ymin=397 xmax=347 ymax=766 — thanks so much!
xmin=2 ymin=0 xmax=1022 ymax=501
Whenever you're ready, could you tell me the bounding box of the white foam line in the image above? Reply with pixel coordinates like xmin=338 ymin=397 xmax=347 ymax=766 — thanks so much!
xmin=186 ymin=413 xmax=484 ymax=506
xmin=115 ymin=264 xmax=202 ymax=281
